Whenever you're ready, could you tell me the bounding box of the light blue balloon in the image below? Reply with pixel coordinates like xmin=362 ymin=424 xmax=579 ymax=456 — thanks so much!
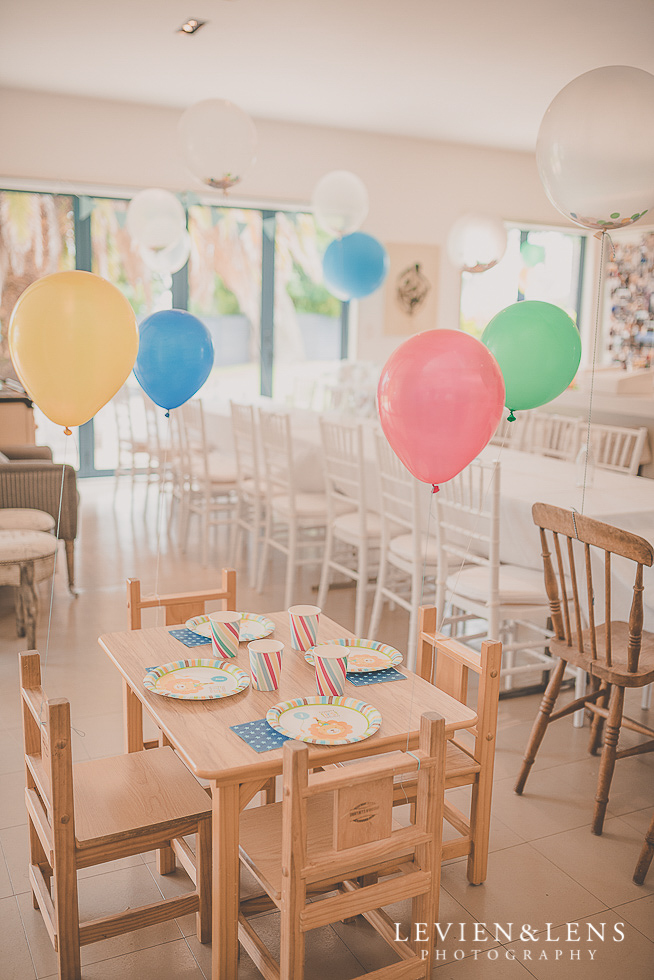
xmin=322 ymin=232 xmax=389 ymax=300
xmin=134 ymin=309 xmax=214 ymax=411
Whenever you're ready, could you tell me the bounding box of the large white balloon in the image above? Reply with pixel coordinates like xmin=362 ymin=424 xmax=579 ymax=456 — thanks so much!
xmin=311 ymin=171 xmax=369 ymax=236
xmin=126 ymin=188 xmax=186 ymax=251
xmin=537 ymin=66 xmax=654 ymax=231
xmin=178 ymin=99 xmax=257 ymax=191
xmin=142 ymin=231 xmax=191 ymax=276
xmin=446 ymin=214 xmax=507 ymax=273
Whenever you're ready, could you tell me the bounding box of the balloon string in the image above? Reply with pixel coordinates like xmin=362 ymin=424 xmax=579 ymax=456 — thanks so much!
xmin=38 ymin=432 xmax=70 ymax=725
xmin=153 ymin=411 xmax=171 ymax=616
xmin=399 ymin=491 xmax=435 ymax=805
xmin=579 ymin=230 xmax=606 ymax=516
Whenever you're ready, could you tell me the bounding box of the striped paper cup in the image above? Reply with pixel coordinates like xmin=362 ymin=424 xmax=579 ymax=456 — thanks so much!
xmin=208 ymin=611 xmax=241 ymax=659
xmin=248 ymin=640 xmax=284 ymax=691
xmin=288 ymin=604 xmax=320 ymax=651
xmin=313 ymin=644 xmax=348 ymax=696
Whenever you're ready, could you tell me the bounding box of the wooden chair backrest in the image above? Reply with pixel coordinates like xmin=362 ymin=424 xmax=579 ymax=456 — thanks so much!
xmin=532 ymin=502 xmax=654 ymax=672
xmin=230 ymin=401 xmax=260 ymax=487
xmin=373 ymin=429 xmax=421 ymax=537
xmin=20 ymin=651 xmax=77 ymax=865
xmin=586 ymin=422 xmax=647 ymax=477
xmin=258 ymin=410 xmax=294 ymax=498
xmin=524 ymin=412 xmax=580 ymax=461
xmin=126 ymin=567 xmax=236 ymax=629
xmin=319 ymin=417 xmax=366 ymax=516
xmin=283 ymin=711 xmax=445 ymax=884
xmin=416 ymin=606 xmax=501 ymax=766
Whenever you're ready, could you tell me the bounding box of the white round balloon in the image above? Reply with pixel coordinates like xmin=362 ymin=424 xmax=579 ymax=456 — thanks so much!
xmin=537 ymin=65 xmax=654 ymax=231
xmin=178 ymin=99 xmax=257 ymax=190
xmin=126 ymin=188 xmax=186 ymax=251
xmin=446 ymin=214 xmax=507 ymax=273
xmin=311 ymin=171 xmax=369 ymax=236
xmin=142 ymin=231 xmax=191 ymax=276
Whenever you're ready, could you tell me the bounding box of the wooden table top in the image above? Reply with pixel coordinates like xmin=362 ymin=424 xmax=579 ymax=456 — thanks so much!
xmin=99 ymin=611 xmax=477 ymax=782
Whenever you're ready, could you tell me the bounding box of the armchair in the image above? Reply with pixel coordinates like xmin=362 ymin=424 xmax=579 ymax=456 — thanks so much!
xmin=0 ymin=445 xmax=78 ymax=592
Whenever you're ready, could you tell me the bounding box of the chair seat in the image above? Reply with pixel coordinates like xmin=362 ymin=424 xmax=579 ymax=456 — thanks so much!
xmin=72 ymin=746 xmax=211 ymax=849
xmin=271 ymin=492 xmax=354 ymax=520
xmin=447 ymin=564 xmax=547 ymax=605
xmin=389 ymin=532 xmax=438 ymax=564
xmin=550 ymin=622 xmax=654 ymax=687
xmin=0 ymin=508 xmax=55 ymax=533
xmin=332 ymin=509 xmax=383 ymax=540
xmin=394 ymin=739 xmax=481 ymax=796
xmin=0 ymin=530 xmax=57 ymax=586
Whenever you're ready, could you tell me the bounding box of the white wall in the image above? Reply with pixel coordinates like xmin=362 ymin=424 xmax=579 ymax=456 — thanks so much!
xmin=0 ymin=86 xmax=571 ymax=364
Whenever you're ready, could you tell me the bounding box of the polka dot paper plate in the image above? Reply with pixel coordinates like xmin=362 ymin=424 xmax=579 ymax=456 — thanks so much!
xmin=143 ymin=659 xmax=250 ymax=700
xmin=266 ymin=696 xmax=382 ymax=745
xmin=304 ymin=638 xmax=402 ymax=673
xmin=185 ymin=613 xmax=275 ymax=643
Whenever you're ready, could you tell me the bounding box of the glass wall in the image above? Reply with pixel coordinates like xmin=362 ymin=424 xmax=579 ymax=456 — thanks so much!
xmin=0 ymin=191 xmax=76 ymax=460
xmin=1 ymin=187 xmax=346 ymax=474
xmin=187 ymin=205 xmax=263 ymax=407
xmin=460 ymin=226 xmax=586 ymax=338
xmin=273 ymin=211 xmax=342 ymax=407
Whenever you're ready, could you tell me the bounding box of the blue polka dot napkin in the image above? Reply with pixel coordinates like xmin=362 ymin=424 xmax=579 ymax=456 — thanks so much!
xmin=230 ymin=718 xmax=291 ymax=753
xmin=169 ymin=628 xmax=211 ymax=648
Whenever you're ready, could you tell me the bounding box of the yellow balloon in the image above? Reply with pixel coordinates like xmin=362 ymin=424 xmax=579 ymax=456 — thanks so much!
xmin=8 ymin=271 xmax=139 ymax=429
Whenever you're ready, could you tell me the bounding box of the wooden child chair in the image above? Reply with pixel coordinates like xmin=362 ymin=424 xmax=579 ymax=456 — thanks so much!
xmin=19 ymin=651 xmax=212 ymax=980
xmin=238 ymin=712 xmax=447 ymax=980
xmin=394 ymin=605 xmax=502 ymax=885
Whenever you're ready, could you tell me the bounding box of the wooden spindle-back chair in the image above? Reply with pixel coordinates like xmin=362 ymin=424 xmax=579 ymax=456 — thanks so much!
xmin=515 ymin=503 xmax=654 ymax=836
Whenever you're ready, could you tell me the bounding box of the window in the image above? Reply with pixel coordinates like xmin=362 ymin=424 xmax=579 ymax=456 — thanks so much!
xmin=459 ymin=226 xmax=586 ymax=338
xmin=0 ymin=190 xmax=76 ymax=462
xmin=1 ymin=187 xmax=347 ymax=475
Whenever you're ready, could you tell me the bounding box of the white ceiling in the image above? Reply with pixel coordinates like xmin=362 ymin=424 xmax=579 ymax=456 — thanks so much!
xmin=1 ymin=0 xmax=653 ymax=152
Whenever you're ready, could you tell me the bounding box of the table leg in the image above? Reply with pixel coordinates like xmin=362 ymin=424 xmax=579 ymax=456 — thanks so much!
xmin=212 ymin=782 xmax=240 ymax=980
xmin=122 ymin=680 xmax=144 ymax=753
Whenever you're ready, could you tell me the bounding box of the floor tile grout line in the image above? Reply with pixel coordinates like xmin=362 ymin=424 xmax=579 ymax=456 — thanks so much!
xmin=10 ymin=891 xmax=39 ymax=980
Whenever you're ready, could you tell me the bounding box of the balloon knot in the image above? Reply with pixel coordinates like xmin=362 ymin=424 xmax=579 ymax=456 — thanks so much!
xmin=165 ymin=411 xmax=170 ymax=418
xmin=431 ymin=484 xmax=440 ymax=494
xmin=507 ymin=411 xmax=516 ymax=422
xmin=63 ymin=427 xmax=72 ymax=436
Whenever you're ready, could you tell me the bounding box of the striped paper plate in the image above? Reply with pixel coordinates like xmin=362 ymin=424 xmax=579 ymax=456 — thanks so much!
xmin=186 ymin=613 xmax=275 ymax=643
xmin=143 ymin=659 xmax=249 ymax=700
xmin=304 ymin=638 xmax=402 ymax=673
xmin=266 ymin=696 xmax=382 ymax=745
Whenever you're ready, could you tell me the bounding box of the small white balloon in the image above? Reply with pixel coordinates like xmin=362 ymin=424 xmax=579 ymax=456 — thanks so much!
xmin=178 ymin=99 xmax=257 ymax=190
xmin=126 ymin=188 xmax=186 ymax=251
xmin=447 ymin=214 xmax=508 ymax=273
xmin=311 ymin=170 xmax=369 ymax=236
xmin=537 ymin=66 xmax=654 ymax=231
xmin=142 ymin=231 xmax=191 ymax=276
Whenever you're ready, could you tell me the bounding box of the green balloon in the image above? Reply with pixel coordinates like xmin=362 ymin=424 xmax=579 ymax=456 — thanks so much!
xmin=481 ymin=300 xmax=581 ymax=417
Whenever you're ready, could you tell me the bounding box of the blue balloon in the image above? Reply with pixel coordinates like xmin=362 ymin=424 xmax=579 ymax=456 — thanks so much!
xmin=322 ymin=232 xmax=389 ymax=300
xmin=134 ymin=309 xmax=214 ymax=411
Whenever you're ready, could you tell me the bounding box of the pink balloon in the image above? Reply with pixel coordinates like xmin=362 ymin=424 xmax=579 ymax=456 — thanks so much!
xmin=377 ymin=329 xmax=505 ymax=488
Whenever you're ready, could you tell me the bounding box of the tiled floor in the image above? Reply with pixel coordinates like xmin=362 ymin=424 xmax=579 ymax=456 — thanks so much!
xmin=1 ymin=477 xmax=652 ymax=979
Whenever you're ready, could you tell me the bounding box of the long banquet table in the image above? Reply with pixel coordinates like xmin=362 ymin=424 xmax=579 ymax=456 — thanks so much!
xmin=99 ymin=610 xmax=477 ymax=980
xmin=206 ymin=404 xmax=654 ymax=627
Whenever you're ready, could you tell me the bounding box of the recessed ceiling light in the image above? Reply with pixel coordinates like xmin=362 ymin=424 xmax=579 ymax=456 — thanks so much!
xmin=177 ymin=18 xmax=207 ymax=35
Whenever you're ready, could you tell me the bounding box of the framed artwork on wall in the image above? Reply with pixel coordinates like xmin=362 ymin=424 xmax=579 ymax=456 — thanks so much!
xmin=382 ymin=242 xmax=439 ymax=336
